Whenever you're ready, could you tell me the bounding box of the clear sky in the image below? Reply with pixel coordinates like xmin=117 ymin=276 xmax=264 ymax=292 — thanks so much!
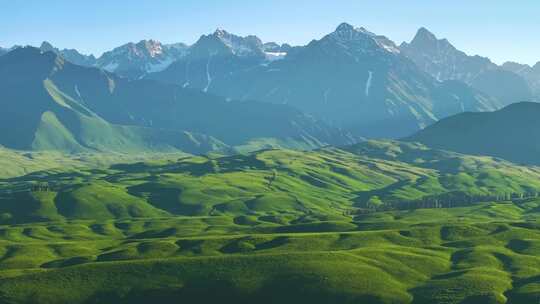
xmin=1 ymin=0 xmax=539 ymax=65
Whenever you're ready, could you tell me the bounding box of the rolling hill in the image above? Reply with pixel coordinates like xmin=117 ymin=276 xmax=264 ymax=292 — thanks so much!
xmin=2 ymin=140 xmax=539 ymax=224
xmin=0 ymin=141 xmax=539 ymax=303
xmin=407 ymin=102 xmax=540 ymax=165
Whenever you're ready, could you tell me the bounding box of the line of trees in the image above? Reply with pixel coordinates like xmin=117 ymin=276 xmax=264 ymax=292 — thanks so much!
xmin=0 ymin=182 xmax=57 ymax=196
xmin=347 ymin=191 xmax=540 ymax=215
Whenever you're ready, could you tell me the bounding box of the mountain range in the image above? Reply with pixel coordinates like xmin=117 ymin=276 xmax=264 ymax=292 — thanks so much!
xmin=36 ymin=40 xmax=189 ymax=79
xmin=3 ymin=25 xmax=538 ymax=103
xmin=150 ymin=23 xmax=500 ymax=138
xmin=3 ymin=33 xmax=291 ymax=80
xmin=1 ymin=22 xmax=539 ymax=154
xmin=400 ymin=27 xmax=534 ymax=104
xmin=0 ymin=47 xmax=355 ymax=154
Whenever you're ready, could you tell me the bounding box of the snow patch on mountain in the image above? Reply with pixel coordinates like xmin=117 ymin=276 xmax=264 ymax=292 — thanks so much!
xmin=265 ymin=51 xmax=287 ymax=61
xmin=365 ymin=71 xmax=373 ymax=96
xmin=102 ymin=62 xmax=119 ymax=72
xmin=96 ymin=40 xmax=188 ymax=78
xmin=213 ymin=29 xmax=264 ymax=57
xmin=204 ymin=54 xmax=215 ymax=92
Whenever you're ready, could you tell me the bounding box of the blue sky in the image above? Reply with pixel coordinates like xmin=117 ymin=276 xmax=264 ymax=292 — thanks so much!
xmin=1 ymin=0 xmax=539 ymax=64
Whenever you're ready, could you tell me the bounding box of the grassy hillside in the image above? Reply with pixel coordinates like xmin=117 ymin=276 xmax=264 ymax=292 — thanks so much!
xmin=0 ymin=147 xmax=194 ymax=179
xmin=0 ymin=140 xmax=539 ymax=303
xmin=0 ymin=202 xmax=537 ymax=303
xmin=407 ymin=102 xmax=540 ymax=165
xmin=2 ymin=140 xmax=539 ymax=224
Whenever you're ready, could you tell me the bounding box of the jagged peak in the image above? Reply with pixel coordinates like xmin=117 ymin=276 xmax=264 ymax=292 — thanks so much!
xmin=334 ymin=23 xmax=375 ymax=36
xmin=102 ymin=39 xmax=165 ymax=59
xmin=406 ymin=27 xmax=457 ymax=53
xmin=415 ymin=27 xmax=437 ymax=40
xmin=328 ymin=23 xmax=400 ymax=54
xmin=39 ymin=41 xmax=56 ymax=52
xmin=331 ymin=22 xmax=382 ymax=39
xmin=408 ymin=27 xmax=440 ymax=47
xmin=214 ymin=28 xmax=230 ymax=37
xmin=211 ymin=28 xmax=262 ymax=44
xmin=112 ymin=39 xmax=162 ymax=50
xmin=192 ymin=28 xmax=264 ymax=57
xmin=136 ymin=40 xmax=163 ymax=57
xmin=335 ymin=22 xmax=355 ymax=32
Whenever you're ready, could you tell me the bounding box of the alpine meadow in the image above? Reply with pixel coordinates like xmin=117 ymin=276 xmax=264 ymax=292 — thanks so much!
xmin=1 ymin=1 xmax=540 ymax=303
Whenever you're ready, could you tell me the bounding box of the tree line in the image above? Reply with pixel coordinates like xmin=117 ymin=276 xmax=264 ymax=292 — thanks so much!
xmin=347 ymin=190 xmax=540 ymax=215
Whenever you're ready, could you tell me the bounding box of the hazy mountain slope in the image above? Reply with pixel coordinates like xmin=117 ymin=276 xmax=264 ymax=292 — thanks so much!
xmin=502 ymin=61 xmax=540 ymax=97
xmin=0 ymin=47 xmax=356 ymax=153
xmin=401 ymin=28 xmax=533 ymax=105
xmin=46 ymin=56 xmax=357 ymax=149
xmin=151 ymin=23 xmax=500 ymax=138
xmin=470 ymin=68 xmax=533 ymax=104
xmin=406 ymin=102 xmax=540 ymax=165
xmin=400 ymin=28 xmax=496 ymax=83
xmin=0 ymin=48 xmax=226 ymax=154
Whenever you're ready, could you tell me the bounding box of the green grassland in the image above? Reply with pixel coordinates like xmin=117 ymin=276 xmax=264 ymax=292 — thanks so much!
xmin=0 ymin=204 xmax=538 ymax=303
xmin=0 ymin=146 xmax=192 ymax=179
xmin=0 ymin=140 xmax=539 ymax=303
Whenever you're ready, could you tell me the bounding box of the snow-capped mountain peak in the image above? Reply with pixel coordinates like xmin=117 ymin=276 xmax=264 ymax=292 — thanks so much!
xmin=213 ymin=28 xmax=229 ymax=38
xmin=96 ymin=39 xmax=188 ymax=78
xmin=137 ymin=40 xmax=163 ymax=58
xmin=209 ymin=28 xmax=264 ymax=57
xmin=109 ymin=40 xmax=164 ymax=60
xmin=329 ymin=23 xmax=400 ymax=54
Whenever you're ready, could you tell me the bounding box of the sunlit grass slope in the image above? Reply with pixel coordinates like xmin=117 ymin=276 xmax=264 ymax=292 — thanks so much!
xmin=2 ymin=140 xmax=539 ymax=224
xmin=0 ymin=140 xmax=539 ymax=303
